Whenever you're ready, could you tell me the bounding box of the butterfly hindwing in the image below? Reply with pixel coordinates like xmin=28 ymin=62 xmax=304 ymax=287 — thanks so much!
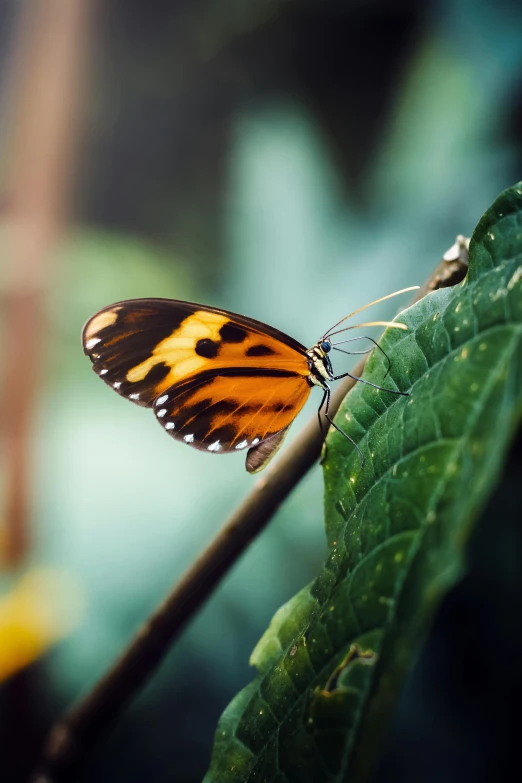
xmin=152 ymin=367 xmax=310 ymax=455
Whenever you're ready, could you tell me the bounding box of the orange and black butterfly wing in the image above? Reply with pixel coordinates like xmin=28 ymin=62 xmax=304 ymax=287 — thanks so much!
xmin=82 ymin=298 xmax=312 ymax=471
xmin=152 ymin=367 xmax=309 ymax=466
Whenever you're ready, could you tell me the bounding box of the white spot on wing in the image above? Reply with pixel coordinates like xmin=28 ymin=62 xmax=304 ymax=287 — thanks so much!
xmin=86 ymin=337 xmax=101 ymax=350
xmin=184 ymin=434 xmax=194 ymax=443
xmin=129 ymin=392 xmax=140 ymax=400
xmin=252 ymin=438 xmax=260 ymax=446
xmin=165 ymin=422 xmax=175 ymax=430
xmin=156 ymin=394 xmax=169 ymax=405
xmin=113 ymin=382 xmax=121 ymax=389
xmin=99 ymin=369 xmax=108 ymax=376
xmin=235 ymin=440 xmax=248 ymax=450
xmin=208 ymin=440 xmax=221 ymax=452
xmin=157 ymin=408 xmax=167 ymax=418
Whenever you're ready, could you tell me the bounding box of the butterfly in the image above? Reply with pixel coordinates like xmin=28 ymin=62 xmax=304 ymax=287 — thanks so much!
xmin=82 ymin=288 xmax=416 ymax=473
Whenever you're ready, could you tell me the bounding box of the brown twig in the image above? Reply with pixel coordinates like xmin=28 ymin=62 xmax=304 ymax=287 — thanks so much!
xmin=411 ymin=234 xmax=469 ymax=304
xmin=31 ymin=243 xmax=470 ymax=782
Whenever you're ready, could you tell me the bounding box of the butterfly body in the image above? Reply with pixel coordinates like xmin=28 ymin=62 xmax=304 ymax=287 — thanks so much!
xmin=83 ymin=293 xmax=412 ymax=472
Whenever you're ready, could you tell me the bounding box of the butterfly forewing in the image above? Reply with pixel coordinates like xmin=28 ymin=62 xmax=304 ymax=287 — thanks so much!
xmin=83 ymin=299 xmax=308 ymax=404
xmin=83 ymin=298 xmax=311 ymax=462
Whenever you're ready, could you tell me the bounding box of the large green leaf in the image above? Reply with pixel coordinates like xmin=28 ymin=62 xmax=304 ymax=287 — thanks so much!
xmin=204 ymin=183 xmax=522 ymax=782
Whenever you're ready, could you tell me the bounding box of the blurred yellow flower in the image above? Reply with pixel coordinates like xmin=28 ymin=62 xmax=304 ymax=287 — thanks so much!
xmin=0 ymin=569 xmax=83 ymax=683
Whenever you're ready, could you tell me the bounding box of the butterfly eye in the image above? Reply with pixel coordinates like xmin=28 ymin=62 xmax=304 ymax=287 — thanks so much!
xmin=321 ymin=340 xmax=331 ymax=353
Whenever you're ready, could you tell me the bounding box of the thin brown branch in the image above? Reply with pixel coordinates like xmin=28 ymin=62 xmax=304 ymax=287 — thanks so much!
xmin=31 ymin=243 xmax=469 ymax=782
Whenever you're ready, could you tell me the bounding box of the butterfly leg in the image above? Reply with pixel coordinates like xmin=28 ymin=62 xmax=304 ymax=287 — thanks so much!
xmin=322 ymin=384 xmax=365 ymax=469
xmin=331 ymin=371 xmax=408 ymax=396
xmin=317 ymin=387 xmax=328 ymax=441
xmin=317 ymin=388 xmax=329 ymax=464
xmin=332 ymin=336 xmax=391 ymax=377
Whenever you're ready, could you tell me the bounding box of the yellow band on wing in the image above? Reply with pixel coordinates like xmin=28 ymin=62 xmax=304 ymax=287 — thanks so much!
xmin=126 ymin=310 xmax=229 ymax=385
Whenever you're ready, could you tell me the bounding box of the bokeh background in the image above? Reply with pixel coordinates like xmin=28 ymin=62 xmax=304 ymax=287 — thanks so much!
xmin=1 ymin=1 xmax=522 ymax=781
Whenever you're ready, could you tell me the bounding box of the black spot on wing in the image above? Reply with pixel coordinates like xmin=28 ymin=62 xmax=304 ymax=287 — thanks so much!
xmin=246 ymin=344 xmax=276 ymax=357
xmin=144 ymin=362 xmax=172 ymax=385
xmin=264 ymin=402 xmax=288 ymax=412
xmin=195 ymin=338 xmax=220 ymax=358
xmin=219 ymin=322 xmax=247 ymax=343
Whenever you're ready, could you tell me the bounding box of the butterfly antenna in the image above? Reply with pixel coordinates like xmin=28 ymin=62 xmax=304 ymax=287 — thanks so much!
xmin=327 ymin=319 xmax=409 ymax=340
xmin=323 ymin=286 xmax=419 ymax=339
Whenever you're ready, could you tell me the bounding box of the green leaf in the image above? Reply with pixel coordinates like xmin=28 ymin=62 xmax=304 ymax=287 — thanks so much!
xmin=204 ymin=183 xmax=522 ymax=782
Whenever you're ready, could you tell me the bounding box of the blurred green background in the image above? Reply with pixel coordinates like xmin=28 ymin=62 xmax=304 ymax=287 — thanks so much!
xmin=1 ymin=1 xmax=522 ymax=781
